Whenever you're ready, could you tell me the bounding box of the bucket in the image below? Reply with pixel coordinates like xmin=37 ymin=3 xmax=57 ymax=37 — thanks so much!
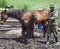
xmin=38 ymin=23 xmax=42 ymax=29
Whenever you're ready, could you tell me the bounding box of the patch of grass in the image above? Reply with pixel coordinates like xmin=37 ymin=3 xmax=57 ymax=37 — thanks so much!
xmin=0 ymin=0 xmax=7 ymax=8
xmin=5 ymin=0 xmax=60 ymax=9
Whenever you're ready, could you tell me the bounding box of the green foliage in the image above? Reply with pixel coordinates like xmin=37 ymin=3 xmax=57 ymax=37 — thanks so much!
xmin=0 ymin=0 xmax=7 ymax=8
xmin=23 ymin=4 xmax=28 ymax=9
xmin=4 ymin=0 xmax=60 ymax=9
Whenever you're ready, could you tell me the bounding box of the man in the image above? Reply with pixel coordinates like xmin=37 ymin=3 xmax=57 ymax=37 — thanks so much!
xmin=47 ymin=3 xmax=59 ymax=46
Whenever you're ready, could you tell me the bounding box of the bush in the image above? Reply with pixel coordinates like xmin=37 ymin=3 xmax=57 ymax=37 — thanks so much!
xmin=23 ymin=4 xmax=28 ymax=9
xmin=0 ymin=0 xmax=7 ymax=8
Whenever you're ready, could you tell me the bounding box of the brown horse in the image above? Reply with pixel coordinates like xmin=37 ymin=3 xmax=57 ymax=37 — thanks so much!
xmin=0 ymin=9 xmax=49 ymax=38
xmin=0 ymin=9 xmax=48 ymax=24
xmin=21 ymin=9 xmax=49 ymax=37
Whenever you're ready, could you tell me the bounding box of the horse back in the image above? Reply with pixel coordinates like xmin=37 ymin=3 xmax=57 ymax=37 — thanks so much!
xmin=32 ymin=10 xmax=48 ymax=23
xmin=22 ymin=9 xmax=48 ymax=24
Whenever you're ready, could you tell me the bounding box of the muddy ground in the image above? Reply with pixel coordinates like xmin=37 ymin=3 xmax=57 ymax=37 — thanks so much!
xmin=0 ymin=28 xmax=60 ymax=49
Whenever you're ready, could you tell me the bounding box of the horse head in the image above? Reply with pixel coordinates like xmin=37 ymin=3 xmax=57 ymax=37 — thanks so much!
xmin=0 ymin=11 xmax=9 ymax=25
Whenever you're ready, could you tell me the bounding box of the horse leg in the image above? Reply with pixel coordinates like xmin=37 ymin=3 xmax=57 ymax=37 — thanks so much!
xmin=31 ymin=28 xmax=34 ymax=38
xmin=42 ymin=26 xmax=47 ymax=37
xmin=42 ymin=20 xmax=47 ymax=37
xmin=21 ymin=21 xmax=26 ymax=37
xmin=21 ymin=28 xmax=26 ymax=37
xmin=21 ymin=28 xmax=28 ymax=44
xmin=28 ymin=28 xmax=34 ymax=38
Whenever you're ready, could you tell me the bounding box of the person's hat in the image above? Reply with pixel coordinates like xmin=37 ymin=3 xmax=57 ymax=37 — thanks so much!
xmin=49 ymin=3 xmax=55 ymax=7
